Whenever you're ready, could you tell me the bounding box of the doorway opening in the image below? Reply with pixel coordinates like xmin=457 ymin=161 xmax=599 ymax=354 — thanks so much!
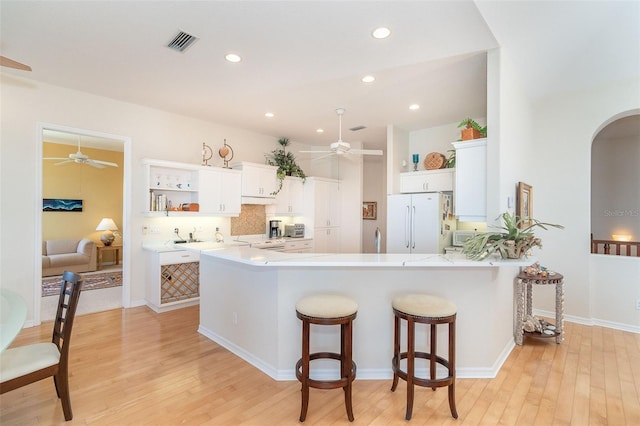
xmin=35 ymin=123 xmax=132 ymax=324
xmin=590 ymin=111 xmax=640 ymax=256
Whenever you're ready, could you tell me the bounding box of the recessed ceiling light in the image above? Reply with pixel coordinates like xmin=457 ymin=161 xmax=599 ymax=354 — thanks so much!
xmin=372 ymin=27 xmax=391 ymax=39
xmin=316 ymin=129 xmax=324 ymax=133
xmin=265 ymin=112 xmax=274 ymax=118
xmin=409 ymin=104 xmax=420 ymax=110
xmin=362 ymin=75 xmax=375 ymax=83
xmin=225 ymin=53 xmax=242 ymax=63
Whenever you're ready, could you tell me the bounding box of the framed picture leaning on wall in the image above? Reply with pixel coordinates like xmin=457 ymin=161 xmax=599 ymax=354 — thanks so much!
xmin=516 ymin=182 xmax=533 ymax=228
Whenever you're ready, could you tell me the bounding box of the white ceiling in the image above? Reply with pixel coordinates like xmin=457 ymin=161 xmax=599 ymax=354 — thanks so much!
xmin=1 ymin=1 xmax=638 ymax=151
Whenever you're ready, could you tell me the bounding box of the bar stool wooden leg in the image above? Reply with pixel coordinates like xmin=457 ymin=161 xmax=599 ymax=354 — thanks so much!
xmin=390 ymin=314 xmax=400 ymax=392
xmin=343 ymin=320 xmax=354 ymax=422
xmin=406 ymin=316 xmax=415 ymax=420
xmin=300 ymin=319 xmax=310 ymax=422
xmin=448 ymin=319 xmax=458 ymax=419
xmin=430 ymin=323 xmax=437 ymax=391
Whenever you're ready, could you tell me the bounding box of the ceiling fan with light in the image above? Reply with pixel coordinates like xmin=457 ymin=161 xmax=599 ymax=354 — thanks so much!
xmin=0 ymin=55 xmax=32 ymax=71
xmin=44 ymin=137 xmax=119 ymax=169
xmin=301 ymin=108 xmax=383 ymax=158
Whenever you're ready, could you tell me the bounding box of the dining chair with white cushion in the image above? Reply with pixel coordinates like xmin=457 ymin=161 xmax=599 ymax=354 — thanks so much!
xmin=0 ymin=271 xmax=83 ymax=421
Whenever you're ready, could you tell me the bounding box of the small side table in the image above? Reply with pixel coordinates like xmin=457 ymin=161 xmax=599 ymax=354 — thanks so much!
xmin=96 ymin=244 xmax=122 ymax=270
xmin=515 ymin=271 xmax=564 ymax=345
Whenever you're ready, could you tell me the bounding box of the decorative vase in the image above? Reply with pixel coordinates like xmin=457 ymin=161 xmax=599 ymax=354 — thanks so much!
xmin=461 ymin=127 xmax=481 ymax=141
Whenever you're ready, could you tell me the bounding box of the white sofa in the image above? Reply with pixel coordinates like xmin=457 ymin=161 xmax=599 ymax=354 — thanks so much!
xmin=42 ymin=239 xmax=97 ymax=277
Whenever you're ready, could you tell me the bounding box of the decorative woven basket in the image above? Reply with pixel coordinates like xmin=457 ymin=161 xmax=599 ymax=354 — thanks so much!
xmin=423 ymin=152 xmax=445 ymax=170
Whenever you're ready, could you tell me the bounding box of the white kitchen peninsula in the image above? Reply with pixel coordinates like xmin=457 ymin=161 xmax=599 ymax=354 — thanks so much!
xmin=196 ymin=246 xmax=534 ymax=381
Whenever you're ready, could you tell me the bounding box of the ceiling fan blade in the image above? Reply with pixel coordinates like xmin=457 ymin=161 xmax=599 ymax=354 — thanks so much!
xmin=309 ymin=152 xmax=336 ymax=161
xmin=0 ymin=56 xmax=32 ymax=71
xmin=54 ymin=160 xmax=74 ymax=166
xmin=43 ymin=157 xmax=69 ymax=161
xmin=349 ymin=149 xmax=383 ymax=156
xmin=85 ymin=160 xmax=107 ymax=169
xmin=90 ymin=159 xmax=119 ymax=167
xmin=300 ymin=150 xmax=333 ymax=153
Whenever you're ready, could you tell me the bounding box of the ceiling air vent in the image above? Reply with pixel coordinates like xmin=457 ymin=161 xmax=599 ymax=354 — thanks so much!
xmin=349 ymin=125 xmax=367 ymax=132
xmin=167 ymin=31 xmax=198 ymax=53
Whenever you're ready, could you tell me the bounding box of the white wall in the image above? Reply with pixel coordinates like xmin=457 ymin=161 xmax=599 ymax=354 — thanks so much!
xmin=531 ymin=80 xmax=640 ymax=329
xmin=0 ymin=75 xmax=304 ymax=323
xmin=386 ymin=125 xmax=409 ymax=195
xmin=362 ymin=156 xmax=386 ymax=253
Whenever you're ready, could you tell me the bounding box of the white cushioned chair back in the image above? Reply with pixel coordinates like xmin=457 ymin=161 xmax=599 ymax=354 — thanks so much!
xmin=46 ymin=240 xmax=80 ymax=256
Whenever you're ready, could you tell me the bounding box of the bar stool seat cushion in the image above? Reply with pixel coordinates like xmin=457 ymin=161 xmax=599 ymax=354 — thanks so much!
xmin=296 ymin=294 xmax=358 ymax=318
xmin=392 ymin=294 xmax=456 ymax=318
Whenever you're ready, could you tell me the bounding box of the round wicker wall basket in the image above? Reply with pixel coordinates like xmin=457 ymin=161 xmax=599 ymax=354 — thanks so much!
xmin=424 ymin=152 xmax=445 ymax=170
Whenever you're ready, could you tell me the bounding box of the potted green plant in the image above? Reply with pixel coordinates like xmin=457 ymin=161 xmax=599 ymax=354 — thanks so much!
xmin=462 ymin=211 xmax=563 ymax=260
xmin=457 ymin=117 xmax=487 ymax=140
xmin=268 ymin=137 xmax=306 ymax=195
xmin=443 ymin=149 xmax=456 ymax=168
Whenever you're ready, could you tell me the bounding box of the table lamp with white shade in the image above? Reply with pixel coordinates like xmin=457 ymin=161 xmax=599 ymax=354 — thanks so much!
xmin=96 ymin=218 xmax=118 ymax=246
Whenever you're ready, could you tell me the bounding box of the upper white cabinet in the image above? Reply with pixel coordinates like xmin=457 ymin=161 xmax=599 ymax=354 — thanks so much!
xmin=400 ymin=169 xmax=454 ymax=193
xmin=231 ymin=162 xmax=278 ymax=198
xmin=311 ymin=178 xmax=341 ymax=228
xmin=267 ymin=176 xmax=305 ymax=216
xmin=453 ymin=139 xmax=487 ymax=221
xmin=198 ymin=168 xmax=242 ymax=216
xmin=303 ymin=177 xmax=341 ymax=253
xmin=142 ymin=159 xmax=241 ymax=216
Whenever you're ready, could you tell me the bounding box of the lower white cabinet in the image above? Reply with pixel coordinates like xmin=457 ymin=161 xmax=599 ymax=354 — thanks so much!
xmin=283 ymin=239 xmax=314 ymax=253
xmin=313 ymin=227 xmax=340 ymax=253
xmin=146 ymin=250 xmax=200 ymax=313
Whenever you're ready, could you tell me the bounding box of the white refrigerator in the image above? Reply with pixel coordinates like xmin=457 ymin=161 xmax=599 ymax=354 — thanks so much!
xmin=386 ymin=192 xmax=455 ymax=254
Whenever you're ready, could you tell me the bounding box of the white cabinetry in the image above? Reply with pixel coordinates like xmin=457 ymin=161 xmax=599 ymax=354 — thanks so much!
xmin=304 ymin=177 xmax=341 ymax=253
xmin=313 ymin=228 xmax=340 ymax=253
xmin=453 ymin=139 xmax=487 ymax=221
xmin=145 ymin=160 xmax=199 ymax=214
xmin=313 ymin=178 xmax=341 ymax=228
xmin=198 ymin=168 xmax=242 ymax=216
xmin=146 ymin=250 xmax=200 ymax=313
xmin=400 ymin=169 xmax=454 ymax=193
xmin=268 ymin=176 xmax=305 ymax=215
xmin=283 ymin=239 xmax=314 ymax=253
xmin=232 ymin=162 xmax=278 ymax=198
xmin=143 ymin=159 xmax=241 ymax=217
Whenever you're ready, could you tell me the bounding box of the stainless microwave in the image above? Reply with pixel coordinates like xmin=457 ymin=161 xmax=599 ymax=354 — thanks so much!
xmin=284 ymin=224 xmax=305 ymax=238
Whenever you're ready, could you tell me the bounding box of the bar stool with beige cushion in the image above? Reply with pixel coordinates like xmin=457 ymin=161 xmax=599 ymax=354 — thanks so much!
xmin=295 ymin=294 xmax=358 ymax=422
xmin=391 ymin=293 xmax=458 ymax=420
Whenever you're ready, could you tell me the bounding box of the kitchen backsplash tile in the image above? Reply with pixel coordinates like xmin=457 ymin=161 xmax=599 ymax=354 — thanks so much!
xmin=231 ymin=204 xmax=266 ymax=236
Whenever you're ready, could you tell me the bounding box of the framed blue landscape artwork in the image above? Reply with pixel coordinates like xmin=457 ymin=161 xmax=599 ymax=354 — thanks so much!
xmin=43 ymin=198 xmax=83 ymax=212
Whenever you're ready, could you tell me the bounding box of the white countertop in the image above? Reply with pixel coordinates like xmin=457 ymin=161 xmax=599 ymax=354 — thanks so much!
xmin=142 ymin=240 xmax=249 ymax=253
xmin=199 ymin=246 xmax=536 ymax=268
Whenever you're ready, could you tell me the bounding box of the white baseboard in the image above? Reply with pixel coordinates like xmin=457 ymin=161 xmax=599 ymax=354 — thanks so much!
xmin=197 ymin=325 xmax=512 ymax=381
xmin=533 ymin=309 xmax=640 ymax=334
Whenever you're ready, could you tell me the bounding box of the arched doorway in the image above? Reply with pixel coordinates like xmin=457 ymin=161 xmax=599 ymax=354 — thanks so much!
xmin=590 ymin=112 xmax=640 ymax=254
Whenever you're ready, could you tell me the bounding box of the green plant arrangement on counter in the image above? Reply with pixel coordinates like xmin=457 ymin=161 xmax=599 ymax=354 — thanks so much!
xmin=268 ymin=137 xmax=306 ymax=195
xmin=457 ymin=117 xmax=487 ymax=140
xmin=462 ymin=211 xmax=564 ymax=260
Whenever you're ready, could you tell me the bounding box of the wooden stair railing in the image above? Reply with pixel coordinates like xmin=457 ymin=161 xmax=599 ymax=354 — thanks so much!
xmin=591 ymin=234 xmax=640 ymax=257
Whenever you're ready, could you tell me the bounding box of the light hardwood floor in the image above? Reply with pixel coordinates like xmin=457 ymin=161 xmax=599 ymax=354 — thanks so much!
xmin=1 ymin=305 xmax=639 ymax=425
